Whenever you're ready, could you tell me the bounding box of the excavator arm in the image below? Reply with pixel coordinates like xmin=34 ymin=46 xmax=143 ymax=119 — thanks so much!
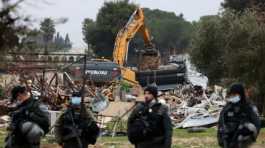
xmin=113 ymin=8 xmax=159 ymax=67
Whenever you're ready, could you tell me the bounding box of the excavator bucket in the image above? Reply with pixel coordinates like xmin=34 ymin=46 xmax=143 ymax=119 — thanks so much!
xmin=138 ymin=48 xmax=161 ymax=71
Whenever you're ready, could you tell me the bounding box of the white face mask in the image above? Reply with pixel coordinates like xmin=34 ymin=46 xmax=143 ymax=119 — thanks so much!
xmin=14 ymin=100 xmax=23 ymax=106
xmin=70 ymin=97 xmax=81 ymax=105
xmin=227 ymin=95 xmax=241 ymax=103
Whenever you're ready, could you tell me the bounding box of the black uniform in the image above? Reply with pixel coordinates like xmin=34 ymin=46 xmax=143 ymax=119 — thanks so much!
xmin=54 ymin=105 xmax=99 ymax=148
xmin=5 ymin=97 xmax=50 ymax=148
xmin=127 ymin=101 xmax=172 ymax=148
xmin=217 ymin=84 xmax=261 ymax=148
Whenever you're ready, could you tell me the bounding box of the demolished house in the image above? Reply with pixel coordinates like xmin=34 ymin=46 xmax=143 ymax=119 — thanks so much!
xmin=158 ymin=84 xmax=226 ymax=129
xmin=0 ymin=53 xmax=229 ymax=134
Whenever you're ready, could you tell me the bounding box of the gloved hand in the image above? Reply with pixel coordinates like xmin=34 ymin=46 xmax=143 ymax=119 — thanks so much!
xmin=238 ymin=135 xmax=251 ymax=142
xmin=238 ymin=122 xmax=257 ymax=136
xmin=244 ymin=123 xmax=257 ymax=137
xmin=237 ymin=122 xmax=257 ymax=142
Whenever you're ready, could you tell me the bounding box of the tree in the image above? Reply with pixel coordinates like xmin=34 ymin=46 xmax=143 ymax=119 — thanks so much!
xmin=0 ymin=0 xmax=28 ymax=52
xmin=82 ymin=18 xmax=95 ymax=49
xmin=54 ymin=32 xmax=64 ymax=50
xmin=64 ymin=33 xmax=72 ymax=49
xmin=82 ymin=0 xmax=136 ymax=58
xmin=222 ymin=0 xmax=251 ymax=11
xmin=82 ymin=1 xmax=193 ymax=61
xmin=190 ymin=10 xmax=265 ymax=114
xmin=40 ymin=18 xmax=55 ymax=53
xmin=222 ymin=0 xmax=265 ymax=23
xmin=20 ymin=29 xmax=43 ymax=52
xmin=141 ymin=8 xmax=193 ymax=51
xmin=190 ymin=15 xmax=226 ymax=84
xmin=21 ymin=30 xmax=72 ymax=52
xmin=222 ymin=0 xmax=265 ymax=11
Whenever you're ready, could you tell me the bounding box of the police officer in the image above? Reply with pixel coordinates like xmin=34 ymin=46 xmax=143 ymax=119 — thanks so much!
xmin=54 ymin=92 xmax=99 ymax=148
xmin=218 ymin=83 xmax=261 ymax=148
xmin=127 ymin=85 xmax=172 ymax=148
xmin=5 ymin=85 xmax=50 ymax=148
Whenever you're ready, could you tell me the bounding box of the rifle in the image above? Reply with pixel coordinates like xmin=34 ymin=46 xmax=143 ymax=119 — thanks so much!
xmin=69 ymin=110 xmax=83 ymax=148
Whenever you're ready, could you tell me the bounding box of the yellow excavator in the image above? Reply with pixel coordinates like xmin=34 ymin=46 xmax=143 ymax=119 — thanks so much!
xmin=84 ymin=8 xmax=186 ymax=87
xmin=112 ymin=8 xmax=160 ymax=85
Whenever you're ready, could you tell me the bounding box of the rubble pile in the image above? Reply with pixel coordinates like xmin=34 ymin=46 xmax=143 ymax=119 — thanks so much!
xmin=0 ymin=71 xmax=119 ymax=111
xmin=138 ymin=55 xmax=161 ymax=71
xmin=0 ymin=71 xmax=120 ymax=127
xmin=159 ymin=85 xmax=226 ymax=128
xmin=0 ymin=115 xmax=10 ymax=128
xmin=0 ymin=65 xmax=227 ymax=130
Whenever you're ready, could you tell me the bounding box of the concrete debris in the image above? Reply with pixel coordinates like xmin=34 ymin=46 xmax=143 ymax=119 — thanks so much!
xmin=0 ymin=61 xmax=227 ymax=130
xmin=158 ymin=84 xmax=226 ymax=128
xmin=0 ymin=100 xmax=10 ymax=116
xmin=0 ymin=115 xmax=10 ymax=122
xmin=0 ymin=115 xmax=10 ymax=128
xmin=176 ymin=113 xmax=219 ymax=128
xmin=91 ymin=90 xmax=109 ymax=113
xmin=138 ymin=55 xmax=161 ymax=71
xmin=0 ymin=70 xmax=123 ymax=112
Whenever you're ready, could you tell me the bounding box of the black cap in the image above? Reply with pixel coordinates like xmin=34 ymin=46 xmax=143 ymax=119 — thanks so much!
xmin=144 ymin=85 xmax=158 ymax=98
xmin=228 ymin=83 xmax=246 ymax=103
xmin=72 ymin=91 xmax=82 ymax=97
xmin=11 ymin=85 xmax=26 ymax=102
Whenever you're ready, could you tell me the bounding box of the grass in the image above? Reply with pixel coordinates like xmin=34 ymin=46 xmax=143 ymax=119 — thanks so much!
xmin=172 ymin=128 xmax=219 ymax=148
xmin=0 ymin=129 xmax=6 ymax=146
xmin=95 ymin=129 xmax=218 ymax=148
xmin=0 ymin=128 xmax=265 ymax=148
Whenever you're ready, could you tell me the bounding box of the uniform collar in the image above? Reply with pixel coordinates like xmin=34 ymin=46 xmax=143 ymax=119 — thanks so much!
xmin=145 ymin=99 xmax=159 ymax=108
xmin=17 ymin=97 xmax=33 ymax=108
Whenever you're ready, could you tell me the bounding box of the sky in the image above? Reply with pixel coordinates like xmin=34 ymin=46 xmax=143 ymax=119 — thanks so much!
xmin=21 ymin=0 xmax=224 ymax=49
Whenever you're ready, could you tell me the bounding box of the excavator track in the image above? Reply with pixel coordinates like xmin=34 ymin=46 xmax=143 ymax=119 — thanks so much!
xmin=136 ymin=66 xmax=187 ymax=88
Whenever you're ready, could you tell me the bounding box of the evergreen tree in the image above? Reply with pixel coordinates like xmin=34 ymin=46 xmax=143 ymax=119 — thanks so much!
xmin=64 ymin=33 xmax=72 ymax=49
xmin=40 ymin=18 xmax=55 ymax=53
